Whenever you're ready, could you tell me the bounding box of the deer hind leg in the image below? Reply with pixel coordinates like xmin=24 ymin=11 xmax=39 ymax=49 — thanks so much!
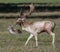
xmin=50 ymin=32 xmax=55 ymax=44
xmin=25 ymin=34 xmax=33 ymax=46
xmin=48 ymin=31 xmax=55 ymax=44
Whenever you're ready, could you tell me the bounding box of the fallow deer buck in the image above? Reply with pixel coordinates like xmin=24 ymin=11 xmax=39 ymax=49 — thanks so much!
xmin=15 ymin=3 xmax=56 ymax=47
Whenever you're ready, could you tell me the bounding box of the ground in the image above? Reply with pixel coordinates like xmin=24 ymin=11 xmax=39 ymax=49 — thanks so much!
xmin=0 ymin=18 xmax=60 ymax=52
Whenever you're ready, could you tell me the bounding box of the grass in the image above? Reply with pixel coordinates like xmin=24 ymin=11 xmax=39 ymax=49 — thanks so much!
xmin=0 ymin=18 xmax=60 ymax=52
xmin=0 ymin=0 xmax=60 ymax=3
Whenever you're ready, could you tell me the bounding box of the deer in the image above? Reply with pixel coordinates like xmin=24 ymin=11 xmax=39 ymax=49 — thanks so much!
xmin=10 ymin=3 xmax=56 ymax=47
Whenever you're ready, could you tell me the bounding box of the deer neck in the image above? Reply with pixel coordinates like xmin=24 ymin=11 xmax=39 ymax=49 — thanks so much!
xmin=21 ymin=20 xmax=30 ymax=28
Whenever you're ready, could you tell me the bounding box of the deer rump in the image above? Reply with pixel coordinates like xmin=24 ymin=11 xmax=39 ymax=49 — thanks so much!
xmin=8 ymin=25 xmax=22 ymax=34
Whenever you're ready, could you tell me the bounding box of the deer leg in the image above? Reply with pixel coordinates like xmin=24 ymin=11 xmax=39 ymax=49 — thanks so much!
xmin=25 ymin=34 xmax=33 ymax=46
xmin=48 ymin=31 xmax=55 ymax=44
xmin=50 ymin=32 xmax=55 ymax=44
xmin=34 ymin=34 xmax=38 ymax=47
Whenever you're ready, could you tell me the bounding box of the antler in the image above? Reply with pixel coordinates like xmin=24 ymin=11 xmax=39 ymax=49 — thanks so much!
xmin=29 ymin=3 xmax=35 ymax=15
xmin=24 ymin=3 xmax=35 ymax=17
xmin=19 ymin=9 xmax=23 ymax=17
xmin=19 ymin=9 xmax=26 ymax=19
xmin=18 ymin=3 xmax=35 ymax=18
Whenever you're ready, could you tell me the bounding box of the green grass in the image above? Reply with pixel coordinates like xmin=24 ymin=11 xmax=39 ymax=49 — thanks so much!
xmin=0 ymin=18 xmax=60 ymax=52
xmin=0 ymin=0 xmax=60 ymax=3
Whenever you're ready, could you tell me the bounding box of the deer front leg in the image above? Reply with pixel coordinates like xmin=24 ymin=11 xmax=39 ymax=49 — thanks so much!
xmin=34 ymin=34 xmax=38 ymax=47
xmin=25 ymin=34 xmax=33 ymax=46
